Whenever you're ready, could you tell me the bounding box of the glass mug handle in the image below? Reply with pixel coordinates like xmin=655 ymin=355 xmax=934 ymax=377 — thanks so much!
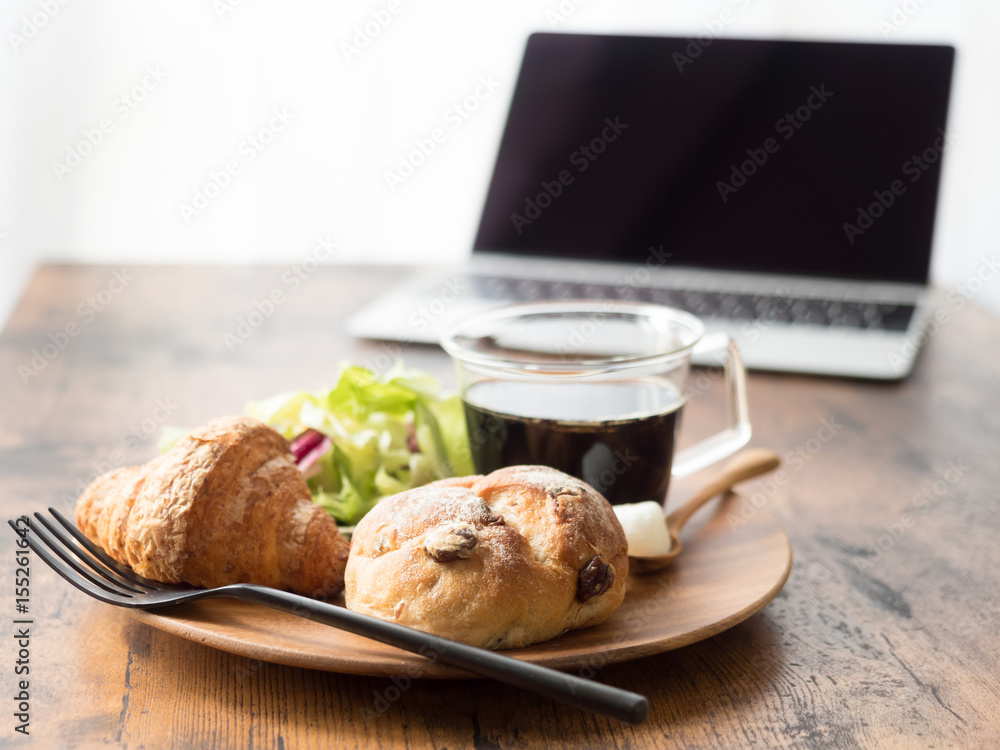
xmin=671 ymin=335 xmax=752 ymax=478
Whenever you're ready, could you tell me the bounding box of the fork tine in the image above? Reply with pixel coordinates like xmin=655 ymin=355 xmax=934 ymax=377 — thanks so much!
xmin=24 ymin=517 xmax=140 ymax=597
xmin=47 ymin=507 xmax=166 ymax=590
xmin=8 ymin=520 xmax=135 ymax=605
xmin=31 ymin=513 xmax=152 ymax=595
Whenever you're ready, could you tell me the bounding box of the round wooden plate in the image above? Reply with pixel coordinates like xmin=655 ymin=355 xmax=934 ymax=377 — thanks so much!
xmin=127 ymin=494 xmax=792 ymax=678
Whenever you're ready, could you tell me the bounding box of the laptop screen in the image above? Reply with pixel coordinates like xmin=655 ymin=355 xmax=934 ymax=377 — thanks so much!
xmin=472 ymin=34 xmax=954 ymax=285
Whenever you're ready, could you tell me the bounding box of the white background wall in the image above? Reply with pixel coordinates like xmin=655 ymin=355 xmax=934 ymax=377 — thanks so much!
xmin=2 ymin=0 xmax=999 ymax=327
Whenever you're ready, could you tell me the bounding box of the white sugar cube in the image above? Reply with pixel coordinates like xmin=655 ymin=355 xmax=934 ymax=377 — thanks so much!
xmin=613 ymin=501 xmax=673 ymax=557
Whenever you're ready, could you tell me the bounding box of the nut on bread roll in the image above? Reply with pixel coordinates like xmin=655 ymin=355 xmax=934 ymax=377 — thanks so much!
xmin=76 ymin=415 xmax=350 ymax=599
xmin=345 ymin=465 xmax=628 ymax=649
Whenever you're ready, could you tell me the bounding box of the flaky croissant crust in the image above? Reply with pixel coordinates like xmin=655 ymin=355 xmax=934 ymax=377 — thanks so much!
xmin=76 ymin=415 xmax=349 ymax=599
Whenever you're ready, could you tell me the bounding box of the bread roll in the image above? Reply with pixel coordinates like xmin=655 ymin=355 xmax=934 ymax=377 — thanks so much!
xmin=345 ymin=465 xmax=628 ymax=649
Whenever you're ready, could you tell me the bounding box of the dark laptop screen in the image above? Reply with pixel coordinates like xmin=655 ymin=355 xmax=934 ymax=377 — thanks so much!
xmin=472 ymin=34 xmax=954 ymax=285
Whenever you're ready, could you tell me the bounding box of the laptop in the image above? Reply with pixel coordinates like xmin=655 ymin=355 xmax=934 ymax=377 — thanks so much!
xmin=346 ymin=33 xmax=955 ymax=380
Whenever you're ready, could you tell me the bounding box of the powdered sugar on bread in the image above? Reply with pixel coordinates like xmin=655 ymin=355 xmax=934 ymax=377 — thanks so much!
xmin=345 ymin=465 xmax=628 ymax=649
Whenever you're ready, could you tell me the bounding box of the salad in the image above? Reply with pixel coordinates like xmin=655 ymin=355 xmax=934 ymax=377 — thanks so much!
xmin=162 ymin=363 xmax=474 ymax=526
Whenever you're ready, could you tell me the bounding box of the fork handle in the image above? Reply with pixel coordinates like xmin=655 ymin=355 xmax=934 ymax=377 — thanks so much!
xmin=228 ymin=585 xmax=647 ymax=724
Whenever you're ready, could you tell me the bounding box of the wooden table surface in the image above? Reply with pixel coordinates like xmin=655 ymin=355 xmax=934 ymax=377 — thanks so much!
xmin=1 ymin=264 xmax=998 ymax=749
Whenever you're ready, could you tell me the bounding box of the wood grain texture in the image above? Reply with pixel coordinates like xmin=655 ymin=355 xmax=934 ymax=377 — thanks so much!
xmin=2 ymin=264 xmax=1000 ymax=749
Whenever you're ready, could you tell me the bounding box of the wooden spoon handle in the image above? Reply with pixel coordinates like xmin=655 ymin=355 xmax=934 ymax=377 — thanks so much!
xmin=665 ymin=449 xmax=781 ymax=534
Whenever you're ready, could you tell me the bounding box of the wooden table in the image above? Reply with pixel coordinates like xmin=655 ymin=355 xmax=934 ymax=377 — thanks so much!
xmin=2 ymin=264 xmax=998 ymax=749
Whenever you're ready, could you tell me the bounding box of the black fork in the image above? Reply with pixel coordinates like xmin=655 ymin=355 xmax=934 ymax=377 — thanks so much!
xmin=10 ymin=508 xmax=647 ymax=725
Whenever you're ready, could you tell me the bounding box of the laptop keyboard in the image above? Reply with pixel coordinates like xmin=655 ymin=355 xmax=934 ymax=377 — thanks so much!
xmin=465 ymin=276 xmax=915 ymax=331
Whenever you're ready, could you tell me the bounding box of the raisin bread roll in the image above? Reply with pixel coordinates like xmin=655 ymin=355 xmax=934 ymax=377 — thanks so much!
xmin=344 ymin=465 xmax=628 ymax=649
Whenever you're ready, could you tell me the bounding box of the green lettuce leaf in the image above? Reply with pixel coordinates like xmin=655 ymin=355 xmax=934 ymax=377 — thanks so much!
xmin=243 ymin=362 xmax=472 ymax=525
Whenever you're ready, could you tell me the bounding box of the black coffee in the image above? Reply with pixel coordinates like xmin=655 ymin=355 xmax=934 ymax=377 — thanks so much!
xmin=463 ymin=379 xmax=684 ymax=505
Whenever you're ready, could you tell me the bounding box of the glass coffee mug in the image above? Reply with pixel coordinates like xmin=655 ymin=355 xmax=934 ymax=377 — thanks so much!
xmin=441 ymin=301 xmax=751 ymax=506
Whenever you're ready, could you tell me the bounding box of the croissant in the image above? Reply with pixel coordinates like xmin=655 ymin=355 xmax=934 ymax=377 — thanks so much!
xmin=76 ymin=415 xmax=350 ymax=599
